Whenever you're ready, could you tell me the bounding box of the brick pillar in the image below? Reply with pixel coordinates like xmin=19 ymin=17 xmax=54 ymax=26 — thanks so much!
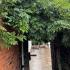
xmin=0 ymin=41 xmax=21 ymax=70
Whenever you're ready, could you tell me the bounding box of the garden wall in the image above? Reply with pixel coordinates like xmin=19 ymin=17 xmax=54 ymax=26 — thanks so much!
xmin=0 ymin=41 xmax=21 ymax=70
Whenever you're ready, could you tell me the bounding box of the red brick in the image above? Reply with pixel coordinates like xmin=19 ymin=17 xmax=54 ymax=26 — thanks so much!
xmin=0 ymin=45 xmax=21 ymax=70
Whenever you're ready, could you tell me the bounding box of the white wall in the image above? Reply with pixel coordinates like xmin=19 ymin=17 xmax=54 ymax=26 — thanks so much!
xmin=28 ymin=40 xmax=32 ymax=52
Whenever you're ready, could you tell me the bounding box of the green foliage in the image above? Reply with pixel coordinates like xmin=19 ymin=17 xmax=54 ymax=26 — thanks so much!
xmin=0 ymin=0 xmax=29 ymax=47
xmin=29 ymin=0 xmax=70 ymax=47
xmin=0 ymin=0 xmax=70 ymax=47
xmin=52 ymin=0 xmax=70 ymax=19
xmin=47 ymin=20 xmax=70 ymax=41
xmin=29 ymin=16 xmax=48 ymax=44
xmin=37 ymin=0 xmax=70 ymax=47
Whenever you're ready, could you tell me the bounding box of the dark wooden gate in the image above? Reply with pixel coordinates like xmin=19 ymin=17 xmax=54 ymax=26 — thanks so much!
xmin=51 ymin=32 xmax=63 ymax=70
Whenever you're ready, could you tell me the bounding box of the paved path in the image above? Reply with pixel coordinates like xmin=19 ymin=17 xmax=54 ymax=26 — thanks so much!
xmin=29 ymin=46 xmax=52 ymax=70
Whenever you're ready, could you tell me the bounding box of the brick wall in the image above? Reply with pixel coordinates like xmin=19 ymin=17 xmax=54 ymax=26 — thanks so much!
xmin=0 ymin=43 xmax=21 ymax=70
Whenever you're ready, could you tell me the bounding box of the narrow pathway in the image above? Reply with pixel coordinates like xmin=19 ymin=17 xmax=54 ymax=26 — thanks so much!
xmin=29 ymin=46 xmax=52 ymax=70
